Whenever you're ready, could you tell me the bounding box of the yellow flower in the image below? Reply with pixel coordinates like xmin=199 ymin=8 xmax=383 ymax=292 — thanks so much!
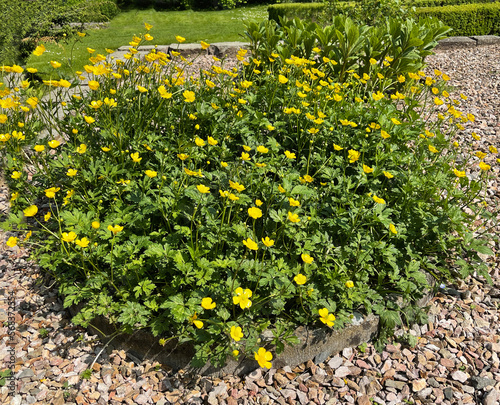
xmin=255 ymin=199 xmax=263 ymax=207
xmin=197 ymin=184 xmax=210 ymax=194
xmin=145 ymin=170 xmax=157 ymax=178
xmin=228 ymin=193 xmax=239 ymax=201
xmin=229 ymin=180 xmax=245 ymax=192
xmin=50 ymin=61 xmax=61 ymax=69
xmin=44 ymin=212 xmax=51 ymax=222
xmin=303 ymin=174 xmax=313 ymax=183
xmin=62 ymin=231 xmax=77 ymax=243
xmin=175 ymin=35 xmax=186 ymax=43
xmin=230 ymin=325 xmax=243 ymax=342
xmin=288 ymin=211 xmax=300 ymax=223
xmin=380 ymin=130 xmax=390 ymax=139
xmin=489 ymin=146 xmax=498 ymax=154
xmin=11 ymin=171 xmax=22 ymax=180
xmin=158 ymin=86 xmax=172 ymax=99
xmin=177 ymin=153 xmax=189 ymax=160
xmin=189 ymin=313 xmax=203 ymax=329
xmin=44 ymin=187 xmax=60 ymax=198
xmin=88 ymin=80 xmax=99 ymax=90
xmin=66 ymin=169 xmax=77 ymax=177
xmin=48 ymin=140 xmax=60 ymax=148
xmin=278 ymin=75 xmax=288 ymax=84
xmin=256 ymin=145 xmax=268 ymax=154
xmin=6 ymin=236 xmax=18 ymax=248
xmin=254 ymin=347 xmax=273 ymax=369
xmin=84 ymin=116 xmax=95 ymax=124
xmin=262 ymin=237 xmax=275 ymax=247
xmin=372 ymin=195 xmax=386 ymax=204
xmin=345 ymin=280 xmax=354 ymax=288
xmin=363 ymin=164 xmax=373 ymax=174
xmin=301 ymin=253 xmax=313 ymax=264
xmin=10 ymin=192 xmax=19 ymax=202
xmin=195 ymin=137 xmax=206 ymax=147
xmin=137 ymin=85 xmax=148 ymax=93
xmin=389 ymin=224 xmax=397 ymax=234
xmin=278 ymin=185 xmax=286 ymax=193
xmin=144 ymin=34 xmax=153 ymax=41
xmin=107 ymin=224 xmax=124 ymax=234
xmin=75 ymin=238 xmax=90 ymax=248
xmin=220 ymin=161 xmax=228 ymax=167
xmin=428 ymin=145 xmax=439 ymax=154
xmin=33 ymin=44 xmax=46 ymax=56
xmin=383 ymin=171 xmax=394 ymax=179
xmin=372 ymin=91 xmax=384 ymax=101
xmin=434 ymin=97 xmax=444 ymax=106
xmin=233 ymin=287 xmax=253 ymax=309
xmin=294 ymin=273 xmax=307 ymax=285
xmin=92 ymin=221 xmax=100 ymax=229
xmin=267 ymin=125 xmax=275 ymax=131
xmin=201 ymin=41 xmax=210 ymax=50
xmin=183 ymin=90 xmax=195 ymax=102
xmin=333 ymin=144 xmax=343 ymax=151
xmin=76 ymin=144 xmax=87 ymax=154
xmin=284 ymin=150 xmax=296 ymax=159
xmin=248 ymin=207 xmax=262 ymax=219
xmin=391 ymin=118 xmax=401 ymax=125
xmin=475 ymin=151 xmax=487 ymax=160
xmin=207 ymin=136 xmax=218 ymax=146
xmin=289 ymin=197 xmax=300 ymax=207
xmin=479 ymin=161 xmax=491 ymax=171
xmin=318 ymin=308 xmax=335 ymax=327
xmin=130 ymin=152 xmax=142 ymax=163
xmin=243 ymin=238 xmax=258 ymax=251
xmin=201 ymin=297 xmax=216 ymax=310
xmin=101 ymin=147 xmax=111 ymax=152
xmin=241 ymin=152 xmax=251 ymax=161
xmin=348 ymin=149 xmax=360 ymax=163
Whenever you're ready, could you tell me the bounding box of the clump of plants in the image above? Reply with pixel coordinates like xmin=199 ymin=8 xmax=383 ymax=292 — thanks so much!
xmin=1 ymin=17 xmax=497 ymax=369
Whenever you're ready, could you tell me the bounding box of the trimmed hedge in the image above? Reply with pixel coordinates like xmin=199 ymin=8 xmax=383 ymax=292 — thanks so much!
xmin=414 ymin=0 xmax=496 ymax=8
xmin=416 ymin=2 xmax=500 ymax=35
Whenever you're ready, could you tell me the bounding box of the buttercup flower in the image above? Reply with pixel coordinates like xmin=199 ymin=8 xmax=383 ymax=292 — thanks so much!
xmin=256 ymin=145 xmax=268 ymax=153
xmin=248 ymin=207 xmax=262 ymax=219
xmin=383 ymin=171 xmax=394 ymax=179
xmin=243 ymin=238 xmax=258 ymax=251
xmin=380 ymin=130 xmax=390 ymax=139
xmin=33 ymin=44 xmax=46 ymax=56
xmin=428 ymin=145 xmax=439 ymax=154
xmin=183 ymin=90 xmax=195 ymax=103
xmin=92 ymin=221 xmax=100 ymax=229
xmin=197 ymin=184 xmax=210 ymax=194
xmin=88 ymin=80 xmax=99 ymax=90
xmin=175 ymin=35 xmax=186 ymax=43
xmin=372 ymin=195 xmax=386 ymax=204
xmin=195 ymin=137 xmax=205 ymax=147
xmin=318 ymin=308 xmax=335 ymax=327
xmin=44 ymin=212 xmax=51 ymax=222
xmin=294 ymin=274 xmax=307 ymax=285
xmin=284 ymin=150 xmax=296 ymax=159
xmin=189 ymin=313 xmax=203 ymax=329
xmin=254 ymin=347 xmax=272 ymax=369
xmin=62 ymin=232 xmax=77 ymax=243
xmin=145 ymin=170 xmax=157 ymax=178
xmin=66 ymin=169 xmax=77 ymax=177
xmin=230 ymin=325 xmax=244 ymax=342
xmin=207 ymin=136 xmax=218 ymax=146
xmin=48 ymin=140 xmax=60 ymax=148
xmin=479 ymin=161 xmax=491 ymax=171
xmin=130 ymin=152 xmax=142 ymax=163
xmin=201 ymin=41 xmax=210 ymax=50
xmin=278 ymin=185 xmax=286 ymax=193
xmin=241 ymin=152 xmax=251 ymax=161
xmin=229 ymin=180 xmax=245 ymax=192
xmin=75 ymin=238 xmax=90 ymax=248
xmin=453 ymin=168 xmax=466 ymax=178
xmin=50 ymin=61 xmax=61 ymax=69
xmin=201 ymin=297 xmax=216 ymax=310
xmin=24 ymin=205 xmax=38 ymax=217
xmin=84 ymin=116 xmax=95 ymax=124
xmin=233 ymin=287 xmax=252 ymax=309
xmin=345 ymin=280 xmax=354 ymax=288
xmin=262 ymin=237 xmax=274 ymax=247
xmin=108 ymin=224 xmax=124 ymax=234
xmin=255 ymin=199 xmax=263 ymax=206
xmin=333 ymin=144 xmax=343 ymax=151
xmin=348 ymin=149 xmax=360 ymax=163
xmin=6 ymin=237 xmax=18 ymax=248
xmin=44 ymin=187 xmax=60 ymax=198
xmin=34 ymin=145 xmax=45 ymax=152
xmin=288 ymin=211 xmax=300 ymax=223
xmin=363 ymin=164 xmax=373 ymax=174
xmin=11 ymin=171 xmax=22 ymax=180
xmin=301 ymin=253 xmax=313 ymax=264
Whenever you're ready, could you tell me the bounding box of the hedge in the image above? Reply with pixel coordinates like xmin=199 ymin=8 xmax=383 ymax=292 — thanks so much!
xmin=414 ymin=0 xmax=497 ymax=8
xmin=268 ymin=3 xmax=328 ymax=22
xmin=416 ymin=2 xmax=500 ymax=36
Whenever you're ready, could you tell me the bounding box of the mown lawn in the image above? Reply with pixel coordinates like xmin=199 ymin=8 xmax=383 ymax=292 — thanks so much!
xmin=26 ymin=5 xmax=268 ymax=77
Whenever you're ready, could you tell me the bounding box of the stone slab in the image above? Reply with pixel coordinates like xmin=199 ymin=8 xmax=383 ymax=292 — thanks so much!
xmin=436 ymin=36 xmax=477 ymax=49
xmin=471 ymin=35 xmax=500 ymax=46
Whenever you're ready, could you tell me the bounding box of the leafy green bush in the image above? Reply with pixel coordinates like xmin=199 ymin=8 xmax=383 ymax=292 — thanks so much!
xmin=416 ymin=2 xmax=500 ymax=36
xmin=1 ymin=18 xmax=496 ymax=369
xmin=414 ymin=0 xmax=495 ymax=7
xmin=268 ymin=2 xmax=328 ymax=22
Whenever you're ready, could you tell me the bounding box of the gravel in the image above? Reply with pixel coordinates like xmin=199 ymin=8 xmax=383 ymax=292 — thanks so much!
xmin=1 ymin=43 xmax=500 ymax=405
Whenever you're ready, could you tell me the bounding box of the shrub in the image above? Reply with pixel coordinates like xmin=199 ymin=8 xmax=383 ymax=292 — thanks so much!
xmin=268 ymin=3 xmax=328 ymax=23
xmin=1 ymin=18 xmax=496 ymax=369
xmin=416 ymin=2 xmax=500 ymax=36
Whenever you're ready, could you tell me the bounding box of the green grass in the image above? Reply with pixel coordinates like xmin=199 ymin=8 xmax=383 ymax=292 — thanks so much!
xmin=26 ymin=5 xmax=268 ymax=77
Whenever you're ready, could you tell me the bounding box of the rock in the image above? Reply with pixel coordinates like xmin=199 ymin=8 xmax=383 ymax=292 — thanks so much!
xmin=451 ymin=370 xmax=470 ymax=383
xmin=334 ymin=366 xmax=351 ymax=378
xmin=385 ymin=380 xmax=406 ymax=390
xmin=483 ymin=389 xmax=499 ymax=405
xmin=444 ymin=387 xmax=454 ymax=400
xmin=471 ymin=376 xmax=496 ymax=390
xmin=412 ymin=379 xmax=427 ymax=392
xmin=328 ymin=356 xmax=343 ymax=369
xmin=357 ymin=395 xmax=371 ymax=405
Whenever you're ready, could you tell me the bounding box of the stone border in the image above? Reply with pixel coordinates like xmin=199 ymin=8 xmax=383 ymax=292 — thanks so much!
xmin=435 ymin=35 xmax=500 ymax=49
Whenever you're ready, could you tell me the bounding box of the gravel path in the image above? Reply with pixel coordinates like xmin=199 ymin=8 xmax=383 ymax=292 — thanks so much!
xmin=1 ymin=44 xmax=500 ymax=405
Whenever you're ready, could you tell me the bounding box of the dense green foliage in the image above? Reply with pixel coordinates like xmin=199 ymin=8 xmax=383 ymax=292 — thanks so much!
xmin=417 ymin=2 xmax=500 ymax=35
xmin=268 ymin=2 xmax=329 ymax=22
xmin=2 ymin=14 xmax=496 ymax=368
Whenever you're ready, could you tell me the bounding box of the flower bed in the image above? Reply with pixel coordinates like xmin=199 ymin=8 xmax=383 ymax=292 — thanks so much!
xmin=0 ymin=17 xmax=496 ymax=370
